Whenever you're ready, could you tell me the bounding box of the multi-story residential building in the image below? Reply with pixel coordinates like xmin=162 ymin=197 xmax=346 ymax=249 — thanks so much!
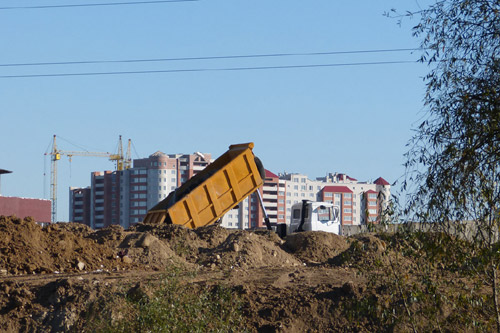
xmin=219 ymin=171 xmax=391 ymax=229
xmin=69 ymin=186 xmax=91 ymax=226
xmin=70 ymin=151 xmax=211 ymax=229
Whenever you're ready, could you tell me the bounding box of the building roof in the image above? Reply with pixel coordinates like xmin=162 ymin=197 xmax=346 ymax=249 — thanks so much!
xmin=149 ymin=151 xmax=166 ymax=157
xmin=332 ymin=173 xmax=357 ymax=182
xmin=322 ymin=185 xmax=353 ymax=193
xmin=374 ymin=177 xmax=390 ymax=186
xmin=365 ymin=189 xmax=377 ymax=194
xmin=265 ymin=169 xmax=279 ymax=179
xmin=0 ymin=169 xmax=12 ymax=175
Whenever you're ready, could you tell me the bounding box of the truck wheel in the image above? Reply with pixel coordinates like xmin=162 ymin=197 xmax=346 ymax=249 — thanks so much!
xmin=254 ymin=156 xmax=266 ymax=180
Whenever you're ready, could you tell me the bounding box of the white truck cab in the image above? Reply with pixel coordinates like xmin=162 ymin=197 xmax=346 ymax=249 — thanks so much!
xmin=288 ymin=200 xmax=341 ymax=235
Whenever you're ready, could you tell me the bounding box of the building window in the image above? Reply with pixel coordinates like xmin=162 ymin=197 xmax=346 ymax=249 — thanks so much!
xmin=325 ymin=192 xmax=333 ymax=198
xmin=369 ymin=209 xmax=377 ymax=214
xmin=369 ymin=201 xmax=377 ymax=206
xmin=344 ymin=216 xmax=352 ymax=221
xmin=368 ymin=193 xmax=377 ymax=199
xmin=344 ymin=208 xmax=352 ymax=213
xmin=344 ymin=201 xmax=352 ymax=205
xmin=344 ymin=193 xmax=352 ymax=199
xmin=335 ymin=193 xmax=341 ymax=198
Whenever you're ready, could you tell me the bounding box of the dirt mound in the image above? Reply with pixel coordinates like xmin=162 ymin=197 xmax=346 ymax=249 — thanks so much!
xmin=193 ymin=224 xmax=232 ymax=248
xmin=284 ymin=231 xmax=349 ymax=264
xmin=0 ymin=216 xmax=134 ymax=275
xmin=198 ymin=230 xmax=302 ymax=270
xmin=130 ymin=223 xmax=210 ymax=262
xmin=331 ymin=233 xmax=388 ymax=267
xmin=0 ymin=215 xmax=490 ymax=332
xmin=118 ymin=232 xmax=189 ymax=270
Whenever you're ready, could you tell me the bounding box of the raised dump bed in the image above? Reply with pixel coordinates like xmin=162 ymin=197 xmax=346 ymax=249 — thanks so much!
xmin=142 ymin=143 xmax=265 ymax=229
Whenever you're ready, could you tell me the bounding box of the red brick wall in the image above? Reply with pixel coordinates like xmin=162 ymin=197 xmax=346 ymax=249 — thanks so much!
xmin=0 ymin=197 xmax=51 ymax=223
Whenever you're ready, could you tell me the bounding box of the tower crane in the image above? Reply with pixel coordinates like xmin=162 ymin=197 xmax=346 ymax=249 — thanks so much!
xmin=46 ymin=135 xmax=132 ymax=222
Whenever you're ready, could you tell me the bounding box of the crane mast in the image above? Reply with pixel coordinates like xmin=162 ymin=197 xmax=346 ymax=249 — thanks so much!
xmin=47 ymin=135 xmax=132 ymax=222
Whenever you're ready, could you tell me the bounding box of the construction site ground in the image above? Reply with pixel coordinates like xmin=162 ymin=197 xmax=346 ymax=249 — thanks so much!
xmin=0 ymin=216 xmax=492 ymax=332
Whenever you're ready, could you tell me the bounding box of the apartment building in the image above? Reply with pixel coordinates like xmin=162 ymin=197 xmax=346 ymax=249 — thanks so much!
xmin=69 ymin=186 xmax=91 ymax=226
xmin=219 ymin=171 xmax=391 ymax=229
xmin=70 ymin=151 xmax=211 ymax=229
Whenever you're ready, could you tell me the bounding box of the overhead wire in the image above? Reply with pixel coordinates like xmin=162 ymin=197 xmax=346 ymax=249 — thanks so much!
xmin=0 ymin=48 xmax=424 ymax=68
xmin=0 ymin=60 xmax=418 ymax=79
xmin=0 ymin=0 xmax=198 ymax=10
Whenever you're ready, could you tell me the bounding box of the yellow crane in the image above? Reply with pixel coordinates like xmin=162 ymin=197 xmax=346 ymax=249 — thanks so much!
xmin=46 ymin=135 xmax=132 ymax=222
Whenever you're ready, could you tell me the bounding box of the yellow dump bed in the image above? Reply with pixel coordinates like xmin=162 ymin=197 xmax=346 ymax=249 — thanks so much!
xmin=142 ymin=143 xmax=265 ymax=228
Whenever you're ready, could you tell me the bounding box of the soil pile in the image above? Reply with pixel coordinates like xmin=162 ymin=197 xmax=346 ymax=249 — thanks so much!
xmin=0 ymin=216 xmax=490 ymax=332
xmin=0 ymin=216 xmax=133 ymax=275
xmin=198 ymin=230 xmax=302 ymax=270
xmin=284 ymin=231 xmax=349 ymax=264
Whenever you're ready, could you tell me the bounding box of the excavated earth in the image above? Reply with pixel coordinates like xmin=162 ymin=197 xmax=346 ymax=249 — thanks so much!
xmin=0 ymin=216 xmax=488 ymax=332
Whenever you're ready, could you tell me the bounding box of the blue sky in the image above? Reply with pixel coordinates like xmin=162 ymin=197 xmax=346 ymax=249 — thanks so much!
xmin=0 ymin=0 xmax=431 ymax=221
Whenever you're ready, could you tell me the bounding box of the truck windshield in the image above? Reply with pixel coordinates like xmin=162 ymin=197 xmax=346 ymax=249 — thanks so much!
xmin=316 ymin=207 xmax=332 ymax=221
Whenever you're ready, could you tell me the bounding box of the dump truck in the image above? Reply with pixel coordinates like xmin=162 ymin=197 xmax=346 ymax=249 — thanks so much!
xmin=143 ymin=143 xmax=268 ymax=229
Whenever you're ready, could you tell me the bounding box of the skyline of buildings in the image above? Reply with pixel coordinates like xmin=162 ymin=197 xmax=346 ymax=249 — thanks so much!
xmin=70 ymin=149 xmax=391 ymax=230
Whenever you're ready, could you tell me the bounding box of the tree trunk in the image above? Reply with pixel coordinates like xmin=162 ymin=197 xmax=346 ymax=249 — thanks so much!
xmin=492 ymin=262 xmax=500 ymax=333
